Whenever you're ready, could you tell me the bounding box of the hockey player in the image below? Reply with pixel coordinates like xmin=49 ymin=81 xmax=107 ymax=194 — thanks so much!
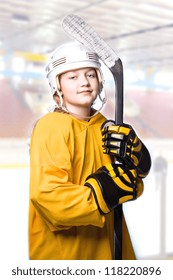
xmin=29 ymin=41 xmax=151 ymax=260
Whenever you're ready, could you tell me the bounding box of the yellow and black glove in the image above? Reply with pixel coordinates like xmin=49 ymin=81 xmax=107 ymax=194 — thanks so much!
xmin=84 ymin=163 xmax=143 ymax=214
xmin=101 ymin=120 xmax=151 ymax=178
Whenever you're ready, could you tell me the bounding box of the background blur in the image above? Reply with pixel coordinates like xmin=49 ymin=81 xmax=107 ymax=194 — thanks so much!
xmin=0 ymin=0 xmax=173 ymax=260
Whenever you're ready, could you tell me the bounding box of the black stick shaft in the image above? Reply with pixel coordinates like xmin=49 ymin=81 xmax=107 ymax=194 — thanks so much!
xmin=110 ymin=59 xmax=124 ymax=125
xmin=111 ymin=59 xmax=124 ymax=260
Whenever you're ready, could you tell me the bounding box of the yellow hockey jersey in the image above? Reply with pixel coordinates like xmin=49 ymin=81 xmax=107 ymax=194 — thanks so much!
xmin=29 ymin=111 xmax=135 ymax=260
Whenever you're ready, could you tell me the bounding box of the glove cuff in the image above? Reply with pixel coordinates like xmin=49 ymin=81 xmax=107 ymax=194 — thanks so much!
xmin=136 ymin=142 xmax=152 ymax=178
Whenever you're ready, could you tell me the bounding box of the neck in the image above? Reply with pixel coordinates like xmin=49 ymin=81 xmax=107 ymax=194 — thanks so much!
xmin=66 ymin=104 xmax=92 ymax=120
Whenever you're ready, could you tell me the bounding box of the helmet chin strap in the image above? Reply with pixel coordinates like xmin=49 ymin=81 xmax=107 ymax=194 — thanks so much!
xmin=54 ymin=90 xmax=63 ymax=108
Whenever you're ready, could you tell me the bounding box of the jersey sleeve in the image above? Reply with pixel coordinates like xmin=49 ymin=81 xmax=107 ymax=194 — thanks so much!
xmin=29 ymin=114 xmax=105 ymax=232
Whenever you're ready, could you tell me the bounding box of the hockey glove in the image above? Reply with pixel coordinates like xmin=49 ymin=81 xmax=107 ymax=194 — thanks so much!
xmin=84 ymin=163 xmax=143 ymax=214
xmin=101 ymin=120 xmax=151 ymax=178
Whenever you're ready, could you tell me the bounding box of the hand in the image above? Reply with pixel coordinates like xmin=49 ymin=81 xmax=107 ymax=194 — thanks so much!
xmin=85 ymin=163 xmax=143 ymax=214
xmin=101 ymin=120 xmax=151 ymax=178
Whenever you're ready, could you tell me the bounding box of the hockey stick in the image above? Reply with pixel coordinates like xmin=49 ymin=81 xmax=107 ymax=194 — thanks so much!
xmin=62 ymin=14 xmax=123 ymax=260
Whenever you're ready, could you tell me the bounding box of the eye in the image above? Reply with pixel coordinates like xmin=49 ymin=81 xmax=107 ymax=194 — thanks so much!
xmin=87 ymin=72 xmax=96 ymax=78
xmin=69 ymin=75 xmax=77 ymax=80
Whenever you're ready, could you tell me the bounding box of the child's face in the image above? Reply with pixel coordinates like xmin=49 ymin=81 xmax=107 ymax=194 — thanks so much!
xmin=58 ymin=67 xmax=100 ymax=113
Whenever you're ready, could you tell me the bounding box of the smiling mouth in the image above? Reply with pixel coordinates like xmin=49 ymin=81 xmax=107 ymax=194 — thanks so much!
xmin=78 ymin=90 xmax=92 ymax=94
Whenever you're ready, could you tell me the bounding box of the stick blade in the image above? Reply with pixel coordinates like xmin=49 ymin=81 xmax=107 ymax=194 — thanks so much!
xmin=62 ymin=14 xmax=119 ymax=68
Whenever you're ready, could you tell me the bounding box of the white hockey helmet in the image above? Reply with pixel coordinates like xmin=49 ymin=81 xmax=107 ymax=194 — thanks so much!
xmin=45 ymin=41 xmax=104 ymax=93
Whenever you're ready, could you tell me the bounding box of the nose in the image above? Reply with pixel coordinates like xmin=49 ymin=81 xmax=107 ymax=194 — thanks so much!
xmin=79 ymin=74 xmax=89 ymax=86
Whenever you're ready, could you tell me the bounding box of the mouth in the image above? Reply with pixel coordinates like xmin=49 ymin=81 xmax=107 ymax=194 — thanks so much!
xmin=78 ymin=90 xmax=92 ymax=94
